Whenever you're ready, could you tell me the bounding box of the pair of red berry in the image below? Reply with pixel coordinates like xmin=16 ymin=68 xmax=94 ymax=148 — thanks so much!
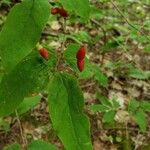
xmin=39 ymin=46 xmax=86 ymax=72
xmin=51 ymin=7 xmax=68 ymax=18
xmin=76 ymin=46 xmax=86 ymax=72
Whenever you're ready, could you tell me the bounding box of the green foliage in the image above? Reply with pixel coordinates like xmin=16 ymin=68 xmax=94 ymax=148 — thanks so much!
xmin=102 ymin=110 xmax=116 ymax=123
xmin=70 ymin=31 xmax=91 ymax=43
xmin=96 ymin=92 xmax=111 ymax=107
xmin=0 ymin=118 xmax=10 ymax=132
xmin=128 ymin=99 xmax=140 ymax=112
xmin=0 ymin=51 xmax=50 ymax=117
xmin=64 ymin=43 xmax=80 ymax=72
xmin=58 ymin=0 xmax=90 ymax=21
xmin=106 ymin=61 xmax=150 ymax=80
xmin=28 ymin=140 xmax=57 ymax=150
xmin=15 ymin=95 xmax=41 ymax=115
xmin=90 ymin=104 xmax=108 ymax=112
xmin=101 ymin=40 xmax=119 ymax=53
xmin=0 ymin=0 xmax=50 ymax=72
xmin=128 ymin=68 xmax=150 ymax=80
xmin=93 ymin=65 xmax=108 ymax=87
xmin=91 ymin=96 xmax=150 ymax=132
xmin=128 ymin=99 xmax=150 ymax=132
xmin=0 ymin=0 xmax=11 ymax=7
xmin=134 ymin=109 xmax=147 ymax=133
xmin=89 ymin=6 xmax=104 ymax=20
xmin=140 ymin=101 xmax=150 ymax=112
xmin=144 ymin=44 xmax=150 ymax=53
xmin=4 ymin=143 xmax=21 ymax=150
xmin=90 ymin=93 xmax=120 ymax=123
xmin=48 ymin=72 xmax=92 ymax=150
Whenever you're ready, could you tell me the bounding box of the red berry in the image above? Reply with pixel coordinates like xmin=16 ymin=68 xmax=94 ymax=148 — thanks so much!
xmin=76 ymin=46 xmax=86 ymax=60
xmin=51 ymin=8 xmax=59 ymax=15
xmin=77 ymin=59 xmax=85 ymax=72
xmin=58 ymin=8 xmax=68 ymax=18
xmin=39 ymin=48 xmax=49 ymax=60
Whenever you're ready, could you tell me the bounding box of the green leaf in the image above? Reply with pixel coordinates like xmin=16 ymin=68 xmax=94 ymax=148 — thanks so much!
xmin=112 ymin=98 xmax=120 ymax=109
xmin=102 ymin=111 xmax=116 ymax=123
xmin=64 ymin=43 xmax=80 ymax=72
xmin=140 ymin=101 xmax=150 ymax=112
xmin=89 ymin=6 xmax=104 ymax=20
xmin=71 ymin=31 xmax=91 ymax=43
xmin=15 ymin=95 xmax=41 ymax=115
xmin=48 ymin=72 xmax=92 ymax=150
xmin=128 ymin=100 xmax=140 ymax=112
xmin=0 ymin=0 xmax=50 ymax=72
xmin=93 ymin=65 xmax=108 ymax=87
xmin=0 ymin=51 xmax=49 ymax=117
xmin=96 ymin=92 xmax=111 ymax=107
xmin=90 ymin=104 xmax=109 ymax=112
xmin=28 ymin=140 xmax=57 ymax=150
xmin=128 ymin=68 xmax=150 ymax=80
xmin=134 ymin=109 xmax=147 ymax=132
xmin=44 ymin=46 xmax=58 ymax=69
xmin=4 ymin=143 xmax=21 ymax=150
xmin=79 ymin=58 xmax=93 ymax=79
xmin=101 ymin=39 xmax=121 ymax=53
xmin=59 ymin=0 xmax=90 ymax=21
xmin=0 ymin=118 xmax=10 ymax=132
xmin=144 ymin=44 xmax=150 ymax=53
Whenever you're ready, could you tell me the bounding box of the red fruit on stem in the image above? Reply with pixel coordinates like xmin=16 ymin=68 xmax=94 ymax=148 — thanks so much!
xmin=76 ymin=46 xmax=86 ymax=60
xmin=77 ymin=59 xmax=85 ymax=72
xmin=58 ymin=8 xmax=68 ymax=18
xmin=51 ymin=7 xmax=59 ymax=15
xmin=39 ymin=48 xmax=49 ymax=60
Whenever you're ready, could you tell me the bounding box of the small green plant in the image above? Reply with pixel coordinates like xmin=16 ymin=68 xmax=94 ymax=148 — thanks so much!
xmin=128 ymin=99 xmax=150 ymax=132
xmin=90 ymin=92 xmax=120 ymax=123
xmin=90 ymin=94 xmax=150 ymax=133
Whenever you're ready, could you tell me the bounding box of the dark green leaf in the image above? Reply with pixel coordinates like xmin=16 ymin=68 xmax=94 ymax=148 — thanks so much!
xmin=93 ymin=65 xmax=108 ymax=87
xmin=96 ymin=92 xmax=111 ymax=107
xmin=71 ymin=31 xmax=91 ymax=43
xmin=4 ymin=143 xmax=21 ymax=150
xmin=0 ymin=0 xmax=50 ymax=72
xmin=0 ymin=118 xmax=10 ymax=132
xmin=128 ymin=100 xmax=140 ymax=112
xmin=134 ymin=109 xmax=147 ymax=132
xmin=112 ymin=98 xmax=120 ymax=109
xmin=0 ymin=51 xmax=49 ymax=117
xmin=140 ymin=101 xmax=150 ymax=112
xmin=144 ymin=44 xmax=150 ymax=53
xmin=90 ymin=104 xmax=109 ymax=112
xmin=59 ymin=0 xmax=90 ymax=21
xmin=101 ymin=39 xmax=120 ymax=52
xmin=15 ymin=96 xmax=41 ymax=115
xmin=28 ymin=140 xmax=57 ymax=150
xmin=128 ymin=68 xmax=150 ymax=80
xmin=48 ymin=72 xmax=92 ymax=150
xmin=79 ymin=58 xmax=93 ymax=79
xmin=102 ymin=111 xmax=116 ymax=123
xmin=64 ymin=43 xmax=80 ymax=72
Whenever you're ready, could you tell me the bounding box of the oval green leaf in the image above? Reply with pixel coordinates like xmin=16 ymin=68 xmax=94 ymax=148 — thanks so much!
xmin=0 ymin=0 xmax=50 ymax=72
xmin=0 ymin=51 xmax=49 ymax=117
xmin=28 ymin=140 xmax=57 ymax=150
xmin=48 ymin=72 xmax=92 ymax=150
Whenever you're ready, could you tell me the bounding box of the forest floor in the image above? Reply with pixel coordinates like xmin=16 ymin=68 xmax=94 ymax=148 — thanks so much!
xmin=0 ymin=0 xmax=150 ymax=150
